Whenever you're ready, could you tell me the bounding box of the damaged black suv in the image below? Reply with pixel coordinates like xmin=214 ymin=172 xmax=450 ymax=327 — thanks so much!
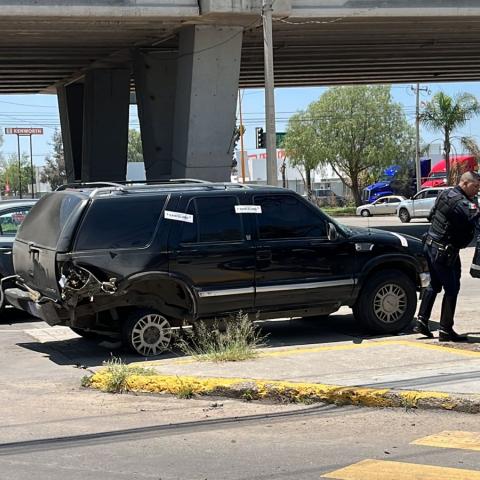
xmin=4 ymin=181 xmax=429 ymax=356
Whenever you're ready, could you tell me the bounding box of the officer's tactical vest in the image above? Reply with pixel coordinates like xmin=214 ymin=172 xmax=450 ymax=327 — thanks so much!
xmin=429 ymin=188 xmax=474 ymax=248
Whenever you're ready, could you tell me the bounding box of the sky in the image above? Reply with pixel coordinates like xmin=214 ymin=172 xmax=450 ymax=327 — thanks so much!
xmin=1 ymin=81 xmax=480 ymax=167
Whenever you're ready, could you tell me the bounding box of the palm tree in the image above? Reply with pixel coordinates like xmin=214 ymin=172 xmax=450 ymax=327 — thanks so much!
xmin=420 ymin=92 xmax=480 ymax=184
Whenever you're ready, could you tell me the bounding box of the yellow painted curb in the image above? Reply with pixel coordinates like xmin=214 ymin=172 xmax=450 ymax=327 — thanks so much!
xmin=85 ymin=369 xmax=479 ymax=412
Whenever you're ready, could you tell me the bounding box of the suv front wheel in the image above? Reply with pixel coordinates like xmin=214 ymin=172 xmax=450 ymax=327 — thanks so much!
xmin=353 ymin=270 xmax=416 ymax=334
xmin=122 ymin=309 xmax=174 ymax=356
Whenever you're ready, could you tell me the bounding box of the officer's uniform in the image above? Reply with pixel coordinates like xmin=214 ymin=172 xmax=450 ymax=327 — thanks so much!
xmin=417 ymin=186 xmax=479 ymax=336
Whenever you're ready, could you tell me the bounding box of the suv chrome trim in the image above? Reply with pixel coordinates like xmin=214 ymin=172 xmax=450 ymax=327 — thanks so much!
xmin=257 ymin=279 xmax=355 ymax=293
xmin=198 ymin=287 xmax=255 ymax=298
xmin=198 ymin=279 xmax=355 ymax=298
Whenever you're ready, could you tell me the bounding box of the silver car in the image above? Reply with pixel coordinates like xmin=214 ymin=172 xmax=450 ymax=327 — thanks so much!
xmin=396 ymin=187 xmax=450 ymax=223
xmin=356 ymin=195 xmax=406 ymax=217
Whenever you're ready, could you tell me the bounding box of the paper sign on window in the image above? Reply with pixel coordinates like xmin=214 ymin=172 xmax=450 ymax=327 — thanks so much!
xmin=235 ymin=205 xmax=262 ymax=214
xmin=164 ymin=210 xmax=194 ymax=223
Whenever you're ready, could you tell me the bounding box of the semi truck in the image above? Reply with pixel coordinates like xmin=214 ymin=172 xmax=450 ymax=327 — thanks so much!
xmin=362 ymin=159 xmax=431 ymax=203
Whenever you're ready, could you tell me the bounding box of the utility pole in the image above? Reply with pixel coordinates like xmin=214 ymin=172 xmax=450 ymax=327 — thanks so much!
xmin=238 ymin=90 xmax=246 ymax=183
xmin=413 ymin=83 xmax=429 ymax=192
xmin=262 ymin=0 xmax=277 ymax=186
xmin=16 ymin=134 xmax=22 ymax=199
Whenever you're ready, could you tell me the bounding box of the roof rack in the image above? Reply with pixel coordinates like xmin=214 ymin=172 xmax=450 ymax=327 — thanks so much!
xmin=56 ymin=182 xmax=124 ymax=191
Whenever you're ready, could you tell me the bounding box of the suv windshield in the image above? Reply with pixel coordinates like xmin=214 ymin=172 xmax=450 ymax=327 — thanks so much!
xmin=17 ymin=192 xmax=84 ymax=249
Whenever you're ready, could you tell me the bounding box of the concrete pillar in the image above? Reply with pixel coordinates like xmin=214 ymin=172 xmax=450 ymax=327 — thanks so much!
xmin=171 ymin=25 xmax=243 ymax=181
xmin=133 ymin=51 xmax=177 ymax=180
xmin=57 ymin=83 xmax=84 ymax=182
xmin=82 ymin=69 xmax=130 ymax=182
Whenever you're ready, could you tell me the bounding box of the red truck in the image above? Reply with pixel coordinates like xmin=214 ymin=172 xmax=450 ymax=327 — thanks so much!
xmin=421 ymin=155 xmax=477 ymax=188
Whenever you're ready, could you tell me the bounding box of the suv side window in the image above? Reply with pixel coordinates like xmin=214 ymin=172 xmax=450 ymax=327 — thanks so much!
xmin=75 ymin=195 xmax=166 ymax=250
xmin=426 ymin=189 xmax=439 ymax=198
xmin=254 ymin=195 xmax=327 ymax=239
xmin=180 ymin=196 xmax=243 ymax=244
xmin=414 ymin=191 xmax=426 ymax=200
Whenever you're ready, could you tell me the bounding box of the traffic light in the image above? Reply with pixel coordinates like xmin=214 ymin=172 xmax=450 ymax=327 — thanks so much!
xmin=255 ymin=127 xmax=266 ymax=149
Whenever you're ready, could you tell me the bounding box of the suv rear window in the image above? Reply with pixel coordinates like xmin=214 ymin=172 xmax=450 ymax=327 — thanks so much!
xmin=17 ymin=193 xmax=83 ymax=249
xmin=75 ymin=195 xmax=166 ymax=250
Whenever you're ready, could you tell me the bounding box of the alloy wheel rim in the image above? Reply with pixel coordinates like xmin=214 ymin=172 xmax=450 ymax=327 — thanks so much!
xmin=373 ymin=283 xmax=407 ymax=323
xmin=131 ymin=313 xmax=172 ymax=356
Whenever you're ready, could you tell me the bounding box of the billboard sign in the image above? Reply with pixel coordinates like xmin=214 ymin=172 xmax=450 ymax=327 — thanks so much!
xmin=5 ymin=127 xmax=44 ymax=135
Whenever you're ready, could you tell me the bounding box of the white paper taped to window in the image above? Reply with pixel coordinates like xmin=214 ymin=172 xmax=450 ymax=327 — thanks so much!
xmin=235 ymin=205 xmax=262 ymax=214
xmin=164 ymin=210 xmax=194 ymax=223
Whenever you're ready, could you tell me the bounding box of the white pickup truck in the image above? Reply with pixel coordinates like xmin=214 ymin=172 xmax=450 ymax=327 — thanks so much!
xmin=396 ymin=187 xmax=450 ymax=223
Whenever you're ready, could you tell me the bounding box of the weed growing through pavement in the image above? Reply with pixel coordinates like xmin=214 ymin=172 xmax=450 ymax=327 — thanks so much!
xmin=100 ymin=356 xmax=156 ymax=393
xmin=176 ymin=312 xmax=267 ymax=362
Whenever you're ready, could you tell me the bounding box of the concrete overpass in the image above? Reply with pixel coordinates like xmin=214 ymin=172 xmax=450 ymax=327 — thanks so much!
xmin=2 ymin=0 xmax=480 ymax=182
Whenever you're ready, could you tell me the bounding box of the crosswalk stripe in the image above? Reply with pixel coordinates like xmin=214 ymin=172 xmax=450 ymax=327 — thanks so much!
xmin=321 ymin=459 xmax=480 ymax=479
xmin=413 ymin=431 xmax=480 ymax=452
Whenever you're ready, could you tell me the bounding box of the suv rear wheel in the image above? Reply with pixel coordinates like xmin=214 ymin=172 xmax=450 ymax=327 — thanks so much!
xmin=398 ymin=208 xmax=411 ymax=223
xmin=353 ymin=270 xmax=416 ymax=334
xmin=122 ymin=309 xmax=173 ymax=356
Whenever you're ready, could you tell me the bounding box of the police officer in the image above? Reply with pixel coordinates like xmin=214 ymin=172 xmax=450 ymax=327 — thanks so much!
xmin=415 ymin=171 xmax=480 ymax=341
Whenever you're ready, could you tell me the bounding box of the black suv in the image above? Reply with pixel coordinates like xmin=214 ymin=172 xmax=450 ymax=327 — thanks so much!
xmin=4 ymin=181 xmax=429 ymax=356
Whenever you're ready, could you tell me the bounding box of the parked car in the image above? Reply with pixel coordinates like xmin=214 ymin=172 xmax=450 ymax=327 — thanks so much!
xmin=4 ymin=182 xmax=429 ymax=356
xmin=311 ymin=189 xmax=346 ymax=207
xmin=396 ymin=187 xmax=450 ymax=223
xmin=0 ymin=199 xmax=37 ymax=309
xmin=356 ymin=195 xmax=406 ymax=217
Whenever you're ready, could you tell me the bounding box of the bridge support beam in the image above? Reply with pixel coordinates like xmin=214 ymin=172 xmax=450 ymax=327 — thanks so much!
xmin=172 ymin=25 xmax=243 ymax=181
xmin=134 ymin=25 xmax=243 ymax=182
xmin=81 ymin=69 xmax=130 ymax=182
xmin=134 ymin=51 xmax=177 ymax=180
xmin=58 ymin=83 xmax=84 ymax=182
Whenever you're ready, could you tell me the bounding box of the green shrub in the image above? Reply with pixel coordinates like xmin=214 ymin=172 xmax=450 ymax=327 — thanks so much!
xmin=177 ymin=312 xmax=267 ymax=362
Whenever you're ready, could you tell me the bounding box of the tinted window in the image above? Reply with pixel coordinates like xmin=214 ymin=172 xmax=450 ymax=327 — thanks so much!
xmin=75 ymin=195 xmax=166 ymax=250
xmin=18 ymin=193 xmax=82 ymax=248
xmin=180 ymin=196 xmax=243 ymax=243
xmin=415 ymin=192 xmax=426 ymax=200
xmin=426 ymin=190 xmax=439 ymax=198
xmin=255 ymin=195 xmax=327 ymax=239
xmin=0 ymin=207 xmax=32 ymax=236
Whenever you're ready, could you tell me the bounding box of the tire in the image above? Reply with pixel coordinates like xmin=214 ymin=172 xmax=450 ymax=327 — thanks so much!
xmin=360 ymin=209 xmax=371 ymax=217
xmin=398 ymin=208 xmax=411 ymax=223
xmin=122 ymin=309 xmax=174 ymax=356
xmin=353 ymin=270 xmax=416 ymax=334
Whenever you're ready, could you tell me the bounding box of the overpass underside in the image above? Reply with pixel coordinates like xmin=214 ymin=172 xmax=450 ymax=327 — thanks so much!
xmin=1 ymin=1 xmax=480 ymax=182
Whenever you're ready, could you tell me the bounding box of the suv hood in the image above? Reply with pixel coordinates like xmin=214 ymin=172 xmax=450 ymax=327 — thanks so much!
xmin=346 ymin=226 xmax=424 ymax=255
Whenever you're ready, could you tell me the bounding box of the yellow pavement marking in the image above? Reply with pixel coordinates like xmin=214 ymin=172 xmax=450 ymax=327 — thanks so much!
xmin=413 ymin=431 xmax=480 ymax=452
xmin=322 ymin=459 xmax=480 ymax=479
xmin=132 ymin=339 xmax=480 ymax=367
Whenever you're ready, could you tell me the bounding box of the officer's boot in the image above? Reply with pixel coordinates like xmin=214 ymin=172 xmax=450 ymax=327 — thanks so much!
xmin=438 ymin=295 xmax=468 ymax=342
xmin=414 ymin=287 xmax=436 ymax=338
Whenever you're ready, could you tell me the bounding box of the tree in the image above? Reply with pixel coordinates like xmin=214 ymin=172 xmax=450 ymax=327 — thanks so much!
xmin=285 ymin=85 xmax=415 ymax=205
xmin=128 ymin=129 xmax=143 ymax=163
xmin=420 ymin=91 xmax=480 ymax=185
xmin=0 ymin=153 xmax=34 ymax=197
xmin=41 ymin=129 xmax=66 ymax=190
xmin=284 ymin=111 xmax=322 ymax=194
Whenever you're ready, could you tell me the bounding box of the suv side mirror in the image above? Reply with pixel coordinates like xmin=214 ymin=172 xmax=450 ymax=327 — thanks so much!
xmin=327 ymin=222 xmax=339 ymax=242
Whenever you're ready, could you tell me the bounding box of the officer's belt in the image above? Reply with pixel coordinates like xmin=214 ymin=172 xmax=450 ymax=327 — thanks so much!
xmin=425 ymin=235 xmax=453 ymax=251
